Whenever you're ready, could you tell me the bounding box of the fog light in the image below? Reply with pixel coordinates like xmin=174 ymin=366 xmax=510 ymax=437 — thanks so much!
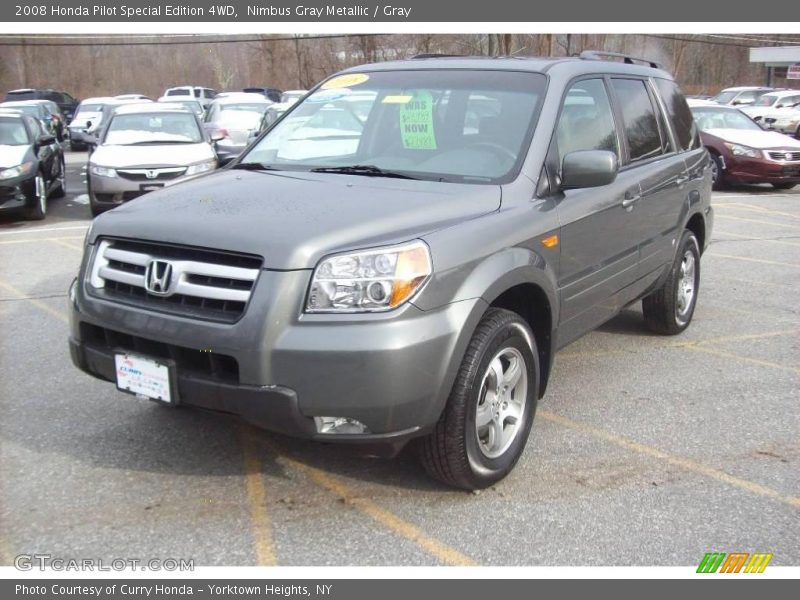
xmin=314 ymin=416 xmax=370 ymax=435
xmin=68 ymin=277 xmax=78 ymax=307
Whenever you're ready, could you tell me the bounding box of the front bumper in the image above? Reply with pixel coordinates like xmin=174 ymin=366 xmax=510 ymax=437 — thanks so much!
xmin=89 ymin=172 xmax=194 ymax=207
xmin=214 ymin=142 xmax=246 ymax=164
xmin=0 ymin=173 xmax=35 ymax=211
xmin=723 ymin=154 xmax=800 ymax=184
xmin=69 ymin=263 xmax=484 ymax=450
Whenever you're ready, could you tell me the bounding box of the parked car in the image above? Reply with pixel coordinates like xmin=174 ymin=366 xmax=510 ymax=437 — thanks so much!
xmin=764 ymin=106 xmax=800 ymax=139
xmin=3 ymin=88 xmax=79 ymax=121
xmin=740 ymin=90 xmax=800 ymax=122
xmin=86 ymin=103 xmax=217 ymax=216
xmin=243 ymin=87 xmax=283 ymax=102
xmin=203 ymin=94 xmax=271 ymax=163
xmin=157 ymin=96 xmax=205 ymax=118
xmin=115 ymin=94 xmax=152 ymax=101
xmin=0 ymin=109 xmax=65 ymax=219
xmin=81 ymin=98 xmax=155 ymax=152
xmin=689 ymin=101 xmax=800 ymax=190
xmin=710 ymin=86 xmax=775 ymax=107
xmin=69 ymin=53 xmax=712 ymax=489
xmin=0 ymin=99 xmax=66 ymax=141
xmin=67 ymin=96 xmax=116 ymax=150
xmin=162 ymin=86 xmax=218 ymax=110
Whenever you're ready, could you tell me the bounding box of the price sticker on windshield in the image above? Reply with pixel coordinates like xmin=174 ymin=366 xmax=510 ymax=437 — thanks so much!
xmin=321 ymin=73 xmax=370 ymax=89
xmin=399 ymin=90 xmax=437 ymax=150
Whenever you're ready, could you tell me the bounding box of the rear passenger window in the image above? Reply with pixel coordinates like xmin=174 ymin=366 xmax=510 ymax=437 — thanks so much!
xmin=555 ymin=79 xmax=618 ymax=164
xmin=611 ymin=78 xmax=663 ymax=163
xmin=654 ymin=79 xmax=699 ymax=151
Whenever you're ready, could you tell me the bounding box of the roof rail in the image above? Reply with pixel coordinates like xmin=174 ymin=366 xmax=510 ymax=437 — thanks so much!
xmin=410 ymin=53 xmax=466 ymax=59
xmin=579 ymin=50 xmax=662 ymax=70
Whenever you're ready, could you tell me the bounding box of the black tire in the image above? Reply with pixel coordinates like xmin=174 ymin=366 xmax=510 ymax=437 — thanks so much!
xmin=710 ymin=153 xmax=726 ymax=191
xmin=70 ymin=141 xmax=86 ymax=152
xmin=642 ymin=230 xmax=701 ymax=335
xmin=771 ymin=182 xmax=796 ymax=190
xmin=420 ymin=308 xmax=539 ymax=490
xmin=25 ymin=172 xmax=47 ymax=221
xmin=50 ymin=157 xmax=66 ymax=199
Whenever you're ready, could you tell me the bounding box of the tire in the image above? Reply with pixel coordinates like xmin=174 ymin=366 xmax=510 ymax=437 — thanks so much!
xmin=70 ymin=141 xmax=86 ymax=152
xmin=710 ymin=153 xmax=726 ymax=191
xmin=420 ymin=308 xmax=539 ymax=490
xmin=50 ymin=157 xmax=66 ymax=199
xmin=642 ymin=230 xmax=701 ymax=335
xmin=25 ymin=173 xmax=47 ymax=221
xmin=771 ymin=182 xmax=796 ymax=190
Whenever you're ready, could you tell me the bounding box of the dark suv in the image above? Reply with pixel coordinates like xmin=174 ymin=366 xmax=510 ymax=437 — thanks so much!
xmin=3 ymin=89 xmax=80 ymax=122
xmin=68 ymin=52 xmax=713 ymax=490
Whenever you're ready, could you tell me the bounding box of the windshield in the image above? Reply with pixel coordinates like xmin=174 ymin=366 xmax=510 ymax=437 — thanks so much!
xmin=242 ymin=70 xmax=546 ymax=183
xmin=76 ymin=103 xmax=106 ymax=115
xmin=691 ymin=107 xmax=762 ymax=132
xmin=712 ymin=91 xmax=737 ymax=104
xmin=166 ymin=89 xmax=190 ymax=97
xmin=754 ymin=95 xmax=778 ymax=107
xmin=216 ymin=103 xmax=268 ymax=128
xmin=103 ymin=112 xmax=202 ymax=145
xmin=0 ymin=118 xmax=30 ymax=145
xmin=3 ymin=105 xmax=39 ymax=118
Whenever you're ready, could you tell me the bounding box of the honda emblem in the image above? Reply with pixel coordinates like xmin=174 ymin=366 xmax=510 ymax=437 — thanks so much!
xmin=144 ymin=260 xmax=173 ymax=296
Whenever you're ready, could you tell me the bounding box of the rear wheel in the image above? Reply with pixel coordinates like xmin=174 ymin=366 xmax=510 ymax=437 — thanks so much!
xmin=50 ymin=157 xmax=66 ymax=199
xmin=420 ymin=308 xmax=538 ymax=490
xmin=642 ymin=230 xmax=700 ymax=335
xmin=25 ymin=173 xmax=47 ymax=220
xmin=771 ymin=182 xmax=797 ymax=190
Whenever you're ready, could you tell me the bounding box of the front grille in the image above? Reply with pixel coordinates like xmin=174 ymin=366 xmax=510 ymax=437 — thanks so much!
xmin=80 ymin=322 xmax=239 ymax=383
xmin=767 ymin=150 xmax=800 ymax=162
xmin=117 ymin=167 xmax=187 ymax=182
xmin=88 ymin=238 xmax=262 ymax=322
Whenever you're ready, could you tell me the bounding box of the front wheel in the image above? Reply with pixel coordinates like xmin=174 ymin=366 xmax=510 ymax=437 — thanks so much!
xmin=420 ymin=308 xmax=538 ymax=490
xmin=642 ymin=230 xmax=701 ymax=335
xmin=25 ymin=173 xmax=48 ymax=220
xmin=710 ymin=154 xmax=726 ymax=191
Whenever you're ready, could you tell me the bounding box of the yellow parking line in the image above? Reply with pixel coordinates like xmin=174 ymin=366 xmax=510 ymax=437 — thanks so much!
xmin=0 ymin=280 xmax=68 ymax=323
xmin=708 ymin=252 xmax=800 ymax=268
xmin=48 ymin=238 xmax=83 ymax=252
xmin=0 ymin=235 xmax=84 ymax=246
xmin=240 ymin=427 xmax=277 ymax=566
xmin=539 ymin=411 xmax=800 ymax=510
xmin=282 ymin=455 xmax=477 ymax=566
xmin=715 ymin=214 xmax=800 ymax=231
xmin=713 ymin=229 xmax=800 ymax=249
xmin=679 ymin=344 xmax=800 ymax=376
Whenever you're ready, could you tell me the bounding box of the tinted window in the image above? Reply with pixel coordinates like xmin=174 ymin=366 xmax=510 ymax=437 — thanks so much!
xmin=654 ymin=78 xmax=700 ymax=151
xmin=555 ymin=78 xmax=618 ymax=163
xmin=611 ymin=78 xmax=662 ymax=163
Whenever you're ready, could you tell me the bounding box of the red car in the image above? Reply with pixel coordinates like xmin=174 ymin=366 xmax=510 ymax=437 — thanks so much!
xmin=689 ymin=102 xmax=800 ymax=190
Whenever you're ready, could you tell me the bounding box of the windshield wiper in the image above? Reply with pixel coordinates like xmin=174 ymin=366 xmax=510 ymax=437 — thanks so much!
xmin=229 ymin=162 xmax=282 ymax=171
xmin=126 ymin=139 xmax=195 ymax=145
xmin=309 ymin=165 xmax=420 ymax=180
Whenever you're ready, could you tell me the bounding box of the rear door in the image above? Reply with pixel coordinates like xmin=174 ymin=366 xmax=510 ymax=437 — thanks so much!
xmin=608 ymin=77 xmax=689 ymax=281
xmin=552 ymin=77 xmax=644 ymax=345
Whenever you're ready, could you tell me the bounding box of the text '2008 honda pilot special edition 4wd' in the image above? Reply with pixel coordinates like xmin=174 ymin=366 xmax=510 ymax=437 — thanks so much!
xmin=69 ymin=52 xmax=713 ymax=490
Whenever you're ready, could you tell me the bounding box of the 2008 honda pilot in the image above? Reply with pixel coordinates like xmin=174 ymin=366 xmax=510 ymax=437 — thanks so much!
xmin=69 ymin=52 xmax=713 ymax=490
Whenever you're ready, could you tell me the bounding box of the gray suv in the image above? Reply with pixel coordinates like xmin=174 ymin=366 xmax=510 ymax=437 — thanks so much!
xmin=68 ymin=52 xmax=713 ymax=490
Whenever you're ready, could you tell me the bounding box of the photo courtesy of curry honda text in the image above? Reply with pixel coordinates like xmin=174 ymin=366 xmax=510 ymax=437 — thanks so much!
xmin=68 ymin=52 xmax=713 ymax=490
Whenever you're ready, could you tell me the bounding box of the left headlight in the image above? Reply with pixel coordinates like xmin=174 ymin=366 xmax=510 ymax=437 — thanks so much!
xmin=90 ymin=165 xmax=117 ymax=178
xmin=186 ymin=159 xmax=217 ymax=176
xmin=306 ymin=240 xmax=432 ymax=313
xmin=724 ymin=142 xmax=760 ymax=158
xmin=0 ymin=162 xmax=34 ymax=180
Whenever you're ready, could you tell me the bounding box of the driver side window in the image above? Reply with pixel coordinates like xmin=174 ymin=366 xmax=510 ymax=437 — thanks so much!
xmin=556 ymin=79 xmax=619 ymax=167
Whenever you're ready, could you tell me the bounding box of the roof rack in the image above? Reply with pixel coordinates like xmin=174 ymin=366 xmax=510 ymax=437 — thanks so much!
xmin=411 ymin=53 xmax=466 ymax=59
xmin=579 ymin=50 xmax=662 ymax=70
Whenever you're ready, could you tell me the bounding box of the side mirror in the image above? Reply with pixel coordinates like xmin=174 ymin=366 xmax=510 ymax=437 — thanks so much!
xmin=38 ymin=134 xmax=56 ymax=146
xmin=561 ymin=150 xmax=618 ymax=189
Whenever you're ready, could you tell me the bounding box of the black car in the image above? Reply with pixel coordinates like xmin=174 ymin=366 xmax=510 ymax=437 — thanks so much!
xmin=3 ymin=88 xmax=80 ymax=122
xmin=0 ymin=110 xmax=66 ymax=220
xmin=0 ymin=100 xmax=66 ymax=141
xmin=242 ymin=86 xmax=282 ymax=103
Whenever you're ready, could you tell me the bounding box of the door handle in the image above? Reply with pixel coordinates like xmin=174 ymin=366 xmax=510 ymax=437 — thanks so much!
xmin=675 ymin=175 xmax=689 ymax=186
xmin=621 ymin=193 xmax=641 ymax=209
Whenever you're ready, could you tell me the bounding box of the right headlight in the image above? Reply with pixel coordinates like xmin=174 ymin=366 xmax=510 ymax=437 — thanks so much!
xmin=305 ymin=240 xmax=432 ymax=313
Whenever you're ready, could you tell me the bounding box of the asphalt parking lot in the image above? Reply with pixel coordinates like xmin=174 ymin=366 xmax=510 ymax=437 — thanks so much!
xmin=0 ymin=150 xmax=797 ymax=567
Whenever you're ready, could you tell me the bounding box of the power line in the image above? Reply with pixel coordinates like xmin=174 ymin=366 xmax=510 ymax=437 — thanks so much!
xmin=0 ymin=33 xmax=384 ymax=47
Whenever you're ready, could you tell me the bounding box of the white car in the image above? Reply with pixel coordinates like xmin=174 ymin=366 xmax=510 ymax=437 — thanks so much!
xmin=765 ymin=107 xmax=800 ymax=139
xmin=711 ymin=86 xmax=776 ymax=107
xmin=162 ymin=86 xmax=218 ymax=110
xmin=740 ymin=90 xmax=800 ymax=122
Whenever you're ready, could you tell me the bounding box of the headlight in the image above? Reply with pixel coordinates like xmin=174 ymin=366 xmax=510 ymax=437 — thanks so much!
xmin=306 ymin=241 xmax=432 ymax=313
xmin=185 ymin=159 xmax=217 ymax=176
xmin=90 ymin=165 xmax=116 ymax=178
xmin=724 ymin=143 xmax=760 ymax=158
xmin=0 ymin=162 xmax=34 ymax=180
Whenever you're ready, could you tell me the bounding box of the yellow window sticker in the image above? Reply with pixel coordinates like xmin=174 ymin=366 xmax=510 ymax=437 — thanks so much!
xmin=382 ymin=95 xmax=413 ymax=104
xmin=321 ymin=73 xmax=370 ymax=90
xmin=400 ymin=91 xmax=436 ymax=150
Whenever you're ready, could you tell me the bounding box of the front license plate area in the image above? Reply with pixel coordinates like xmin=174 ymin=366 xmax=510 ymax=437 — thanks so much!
xmin=114 ymin=352 xmax=176 ymax=404
xmin=140 ymin=183 xmax=165 ymax=192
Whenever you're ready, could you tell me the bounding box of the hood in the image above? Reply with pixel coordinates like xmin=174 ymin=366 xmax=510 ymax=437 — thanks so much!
xmin=704 ymin=128 xmax=800 ymax=150
xmin=90 ymin=142 xmax=215 ymax=169
xmin=69 ymin=112 xmax=102 ymax=129
xmin=0 ymin=144 xmax=31 ymax=169
xmin=91 ymin=169 xmax=501 ymax=270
